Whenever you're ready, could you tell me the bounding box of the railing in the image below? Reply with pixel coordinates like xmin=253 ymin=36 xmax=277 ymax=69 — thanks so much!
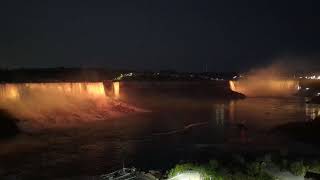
xmin=100 ymin=168 xmax=137 ymax=180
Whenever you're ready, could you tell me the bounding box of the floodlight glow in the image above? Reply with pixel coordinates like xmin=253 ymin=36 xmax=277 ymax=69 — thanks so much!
xmin=169 ymin=172 xmax=202 ymax=180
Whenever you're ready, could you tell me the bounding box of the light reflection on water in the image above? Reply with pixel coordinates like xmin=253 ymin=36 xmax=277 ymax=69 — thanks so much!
xmin=210 ymin=98 xmax=320 ymax=144
xmin=213 ymin=101 xmax=236 ymax=126
xmin=211 ymin=98 xmax=320 ymax=129
xmin=214 ymin=104 xmax=225 ymax=126
xmin=305 ymin=103 xmax=320 ymax=120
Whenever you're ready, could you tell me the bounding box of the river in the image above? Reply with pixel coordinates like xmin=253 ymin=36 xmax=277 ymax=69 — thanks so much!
xmin=0 ymin=95 xmax=319 ymax=178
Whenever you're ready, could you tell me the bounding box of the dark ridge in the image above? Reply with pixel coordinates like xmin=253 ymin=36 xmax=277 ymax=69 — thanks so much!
xmin=0 ymin=68 xmax=238 ymax=83
xmin=0 ymin=68 xmax=122 ymax=83
xmin=0 ymin=110 xmax=20 ymax=139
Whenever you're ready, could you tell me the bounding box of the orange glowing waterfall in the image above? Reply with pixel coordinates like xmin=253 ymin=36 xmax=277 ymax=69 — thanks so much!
xmin=0 ymin=84 xmax=20 ymax=100
xmin=229 ymin=79 xmax=299 ymax=97
xmin=229 ymin=81 xmax=236 ymax=92
xmin=0 ymin=82 xmax=106 ymax=101
xmin=0 ymin=82 xmax=139 ymax=129
xmin=0 ymin=82 xmax=108 ymax=128
xmin=113 ymin=81 xmax=120 ymax=99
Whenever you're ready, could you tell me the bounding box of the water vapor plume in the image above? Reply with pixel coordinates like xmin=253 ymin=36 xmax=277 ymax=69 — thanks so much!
xmin=230 ymin=61 xmax=299 ymax=97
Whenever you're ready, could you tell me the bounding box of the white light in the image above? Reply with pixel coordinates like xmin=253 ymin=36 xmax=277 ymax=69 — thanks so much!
xmin=306 ymin=88 xmax=310 ymax=90
xmin=233 ymin=76 xmax=237 ymax=79
xmin=169 ymin=172 xmax=202 ymax=180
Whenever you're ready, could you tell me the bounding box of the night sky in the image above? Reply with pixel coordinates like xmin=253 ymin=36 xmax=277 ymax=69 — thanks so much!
xmin=1 ymin=0 xmax=320 ymax=72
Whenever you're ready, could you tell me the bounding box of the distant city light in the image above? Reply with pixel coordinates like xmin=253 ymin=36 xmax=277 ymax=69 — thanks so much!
xmin=303 ymin=75 xmax=320 ymax=80
xmin=114 ymin=72 xmax=135 ymax=80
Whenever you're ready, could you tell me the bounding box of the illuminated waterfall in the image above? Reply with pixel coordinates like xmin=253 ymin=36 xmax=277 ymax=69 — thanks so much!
xmin=113 ymin=81 xmax=120 ymax=99
xmin=0 ymin=84 xmax=20 ymax=100
xmin=0 ymin=82 xmax=110 ymax=129
xmin=0 ymin=82 xmax=106 ymax=100
xmin=229 ymin=81 xmax=236 ymax=92
xmin=0 ymin=82 xmax=139 ymax=130
xmin=229 ymin=79 xmax=299 ymax=97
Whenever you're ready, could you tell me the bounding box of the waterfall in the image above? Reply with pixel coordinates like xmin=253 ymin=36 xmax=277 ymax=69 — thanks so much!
xmin=229 ymin=79 xmax=299 ymax=97
xmin=113 ymin=81 xmax=120 ymax=99
xmin=0 ymin=82 xmax=106 ymax=100
xmin=0 ymin=82 xmax=110 ymax=129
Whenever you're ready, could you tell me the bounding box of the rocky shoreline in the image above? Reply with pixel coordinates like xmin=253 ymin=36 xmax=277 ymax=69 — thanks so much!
xmin=0 ymin=110 xmax=20 ymax=139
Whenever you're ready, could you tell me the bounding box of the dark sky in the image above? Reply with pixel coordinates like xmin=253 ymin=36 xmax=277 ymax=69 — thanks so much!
xmin=1 ymin=0 xmax=320 ymax=72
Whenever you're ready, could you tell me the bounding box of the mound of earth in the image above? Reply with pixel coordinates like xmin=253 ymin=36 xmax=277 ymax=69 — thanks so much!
xmin=0 ymin=110 xmax=20 ymax=139
xmin=307 ymin=96 xmax=320 ymax=104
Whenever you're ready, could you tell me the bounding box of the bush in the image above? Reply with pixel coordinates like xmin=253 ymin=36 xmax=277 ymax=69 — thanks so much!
xmin=289 ymin=161 xmax=307 ymax=176
xmin=168 ymin=163 xmax=220 ymax=179
xmin=246 ymin=162 xmax=263 ymax=176
xmin=308 ymin=160 xmax=320 ymax=173
xmin=168 ymin=163 xmax=195 ymax=178
xmin=280 ymin=159 xmax=288 ymax=170
xmin=244 ymin=161 xmax=275 ymax=180
xmin=263 ymin=154 xmax=272 ymax=164
xmin=209 ymin=159 xmax=219 ymax=170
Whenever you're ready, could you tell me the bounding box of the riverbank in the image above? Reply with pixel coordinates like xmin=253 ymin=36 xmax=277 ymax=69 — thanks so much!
xmin=0 ymin=110 xmax=20 ymax=139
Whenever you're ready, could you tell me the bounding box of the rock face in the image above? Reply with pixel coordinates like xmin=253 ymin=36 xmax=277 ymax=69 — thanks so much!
xmin=308 ymin=96 xmax=320 ymax=104
xmin=0 ymin=110 xmax=20 ymax=139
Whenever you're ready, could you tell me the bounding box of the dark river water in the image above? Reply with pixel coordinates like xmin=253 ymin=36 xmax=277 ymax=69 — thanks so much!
xmin=1 ymin=95 xmax=320 ymax=178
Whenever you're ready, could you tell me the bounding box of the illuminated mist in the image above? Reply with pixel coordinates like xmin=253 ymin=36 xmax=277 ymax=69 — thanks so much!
xmin=113 ymin=81 xmax=120 ymax=99
xmin=0 ymin=82 xmax=136 ymax=130
xmin=230 ymin=64 xmax=299 ymax=97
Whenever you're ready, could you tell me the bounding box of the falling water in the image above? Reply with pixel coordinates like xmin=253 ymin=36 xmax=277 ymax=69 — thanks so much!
xmin=0 ymin=82 xmax=137 ymax=130
xmin=229 ymin=79 xmax=299 ymax=97
xmin=113 ymin=81 xmax=120 ymax=99
xmin=0 ymin=82 xmax=106 ymax=100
